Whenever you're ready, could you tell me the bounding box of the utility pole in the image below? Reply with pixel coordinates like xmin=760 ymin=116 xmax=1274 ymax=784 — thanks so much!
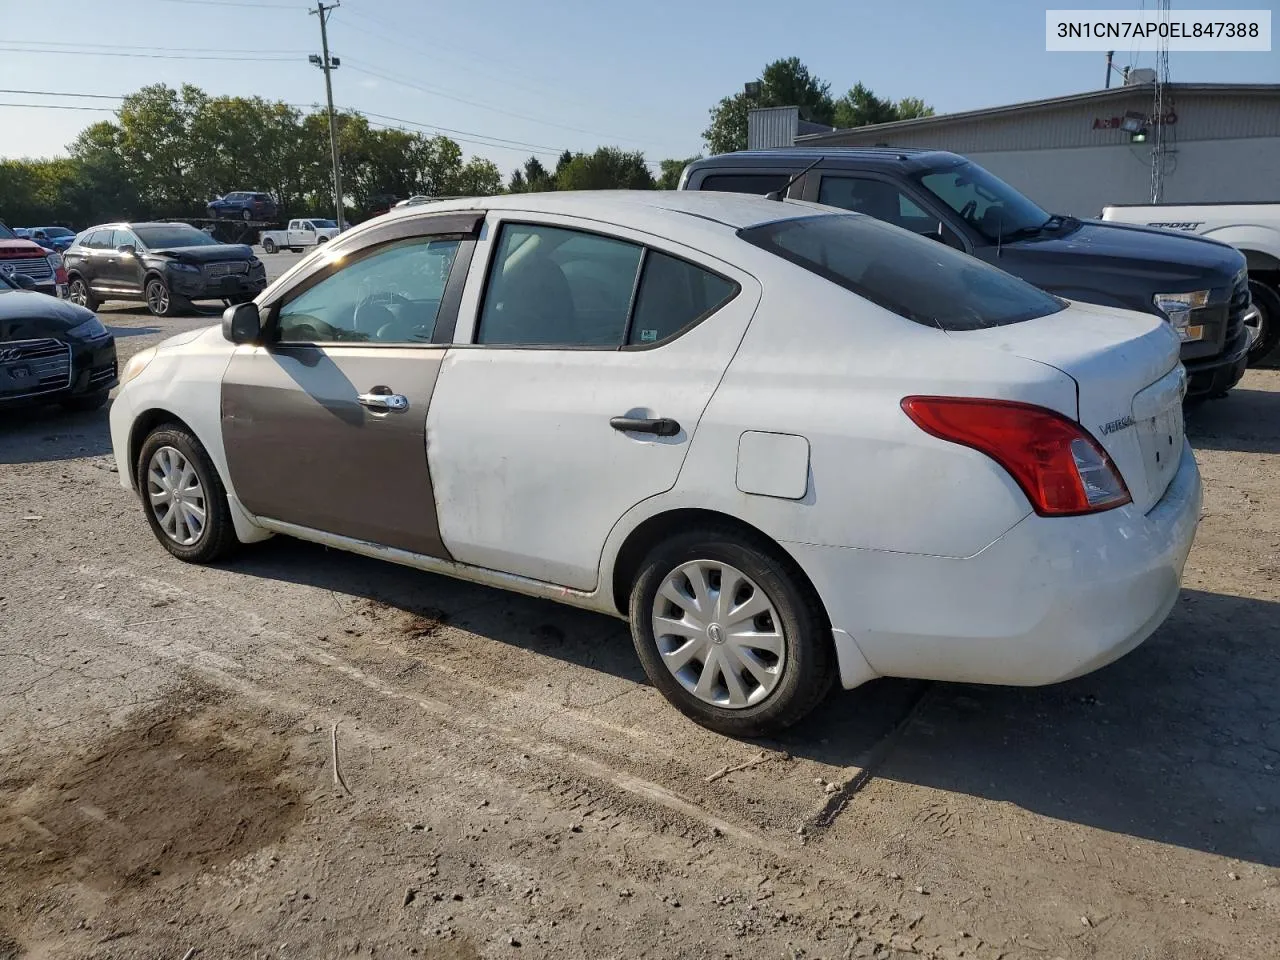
xmin=1104 ymin=50 xmax=1114 ymax=89
xmin=310 ymin=1 xmax=344 ymax=228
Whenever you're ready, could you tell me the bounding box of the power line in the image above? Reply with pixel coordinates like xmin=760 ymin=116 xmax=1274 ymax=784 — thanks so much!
xmin=0 ymin=46 xmax=299 ymax=63
xmin=0 ymin=102 xmax=115 ymax=112
xmin=344 ymin=61 xmax=656 ymax=147
xmin=150 ymin=0 xmax=304 ymax=9
xmin=3 ymin=39 xmax=310 ymax=54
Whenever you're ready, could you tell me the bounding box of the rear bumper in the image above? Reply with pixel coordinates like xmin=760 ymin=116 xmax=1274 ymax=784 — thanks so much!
xmin=1183 ymin=328 xmax=1249 ymax=398
xmin=787 ymin=442 xmax=1201 ymax=688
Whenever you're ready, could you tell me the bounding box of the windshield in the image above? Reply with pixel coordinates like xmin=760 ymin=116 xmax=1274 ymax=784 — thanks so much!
xmin=40 ymin=226 xmax=75 ymax=238
xmin=311 ymin=219 xmax=338 ymax=228
xmin=133 ymin=225 xmax=220 ymax=249
xmin=739 ymin=214 xmax=1065 ymax=331
xmin=916 ymin=161 xmax=1050 ymax=243
xmin=0 ymin=222 xmax=16 ymax=240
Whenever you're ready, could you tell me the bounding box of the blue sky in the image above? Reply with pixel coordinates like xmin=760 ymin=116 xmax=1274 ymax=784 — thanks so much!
xmin=1 ymin=0 xmax=1275 ymax=174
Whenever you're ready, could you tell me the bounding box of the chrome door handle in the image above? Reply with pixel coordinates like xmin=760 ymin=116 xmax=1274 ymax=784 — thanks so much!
xmin=358 ymin=391 xmax=409 ymax=411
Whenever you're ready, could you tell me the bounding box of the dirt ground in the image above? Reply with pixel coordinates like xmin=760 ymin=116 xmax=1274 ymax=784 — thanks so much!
xmin=1 ymin=310 xmax=1278 ymax=960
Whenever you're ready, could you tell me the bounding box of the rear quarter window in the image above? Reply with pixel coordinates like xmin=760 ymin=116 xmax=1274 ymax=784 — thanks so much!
xmin=697 ymin=173 xmax=791 ymax=196
xmin=739 ymin=214 xmax=1065 ymax=331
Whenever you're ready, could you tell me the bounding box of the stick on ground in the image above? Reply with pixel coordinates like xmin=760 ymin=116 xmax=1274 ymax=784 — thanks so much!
xmin=331 ymin=721 xmax=353 ymax=796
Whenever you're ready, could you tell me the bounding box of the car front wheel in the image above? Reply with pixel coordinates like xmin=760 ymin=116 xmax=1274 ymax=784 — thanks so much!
xmin=145 ymin=277 xmax=188 ymax=317
xmin=262 ymin=238 xmax=276 ymax=254
xmin=137 ymin=425 xmax=238 ymax=563
xmin=628 ymin=526 xmax=835 ymax=737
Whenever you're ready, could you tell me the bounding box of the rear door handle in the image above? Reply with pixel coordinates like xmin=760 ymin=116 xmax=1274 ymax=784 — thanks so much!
xmin=610 ymin=416 xmax=681 ymax=437
xmin=358 ymin=390 xmax=409 ymax=411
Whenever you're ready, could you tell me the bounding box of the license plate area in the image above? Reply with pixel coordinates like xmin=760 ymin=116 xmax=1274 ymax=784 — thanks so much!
xmin=1132 ymin=367 xmax=1186 ymax=503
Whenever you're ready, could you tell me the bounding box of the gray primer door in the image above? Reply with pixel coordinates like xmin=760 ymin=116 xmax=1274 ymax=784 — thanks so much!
xmin=222 ymin=345 xmax=449 ymax=558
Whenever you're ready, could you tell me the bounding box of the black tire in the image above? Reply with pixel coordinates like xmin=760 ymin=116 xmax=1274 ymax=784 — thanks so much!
xmin=144 ymin=276 xmax=189 ymax=317
xmin=1246 ymin=278 xmax=1280 ymax=367
xmin=59 ymin=389 xmax=109 ymax=413
xmin=241 ymin=208 xmax=253 ymax=221
xmin=318 ymin=236 xmax=328 ymax=244
xmin=262 ymin=238 xmax=277 ymax=254
xmin=136 ymin=424 xmax=238 ymax=563
xmin=628 ymin=525 xmax=835 ymax=737
xmin=67 ymin=276 xmax=98 ymax=311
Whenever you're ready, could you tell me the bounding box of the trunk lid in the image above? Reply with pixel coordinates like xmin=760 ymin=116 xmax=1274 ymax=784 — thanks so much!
xmin=946 ymin=300 xmax=1184 ymax=513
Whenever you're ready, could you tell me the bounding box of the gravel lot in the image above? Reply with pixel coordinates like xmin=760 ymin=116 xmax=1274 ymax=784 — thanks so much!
xmin=1 ymin=292 xmax=1278 ymax=959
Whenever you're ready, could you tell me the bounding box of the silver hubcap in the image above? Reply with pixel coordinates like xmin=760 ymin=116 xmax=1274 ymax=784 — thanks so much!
xmin=652 ymin=560 xmax=786 ymax=709
xmin=69 ymin=281 xmax=87 ymax=306
xmin=1244 ymin=305 xmax=1264 ymax=349
xmin=147 ymin=446 xmax=206 ymax=546
xmin=147 ymin=281 xmax=169 ymax=314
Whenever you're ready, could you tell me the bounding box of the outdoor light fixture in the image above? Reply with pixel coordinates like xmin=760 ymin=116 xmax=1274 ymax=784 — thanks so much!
xmin=1120 ymin=111 xmax=1147 ymax=133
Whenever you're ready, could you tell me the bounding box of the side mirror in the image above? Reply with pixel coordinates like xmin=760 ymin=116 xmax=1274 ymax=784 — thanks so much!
xmin=222 ymin=301 xmax=262 ymax=344
xmin=12 ymin=273 xmax=38 ymax=290
xmin=116 ymin=244 xmax=136 ymax=256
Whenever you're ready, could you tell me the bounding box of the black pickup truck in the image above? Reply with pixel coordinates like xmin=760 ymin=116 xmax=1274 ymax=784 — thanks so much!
xmin=680 ymin=149 xmax=1251 ymax=400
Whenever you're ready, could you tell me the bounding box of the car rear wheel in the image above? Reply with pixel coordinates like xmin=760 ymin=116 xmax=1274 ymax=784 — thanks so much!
xmin=628 ymin=525 xmax=835 ymax=737
xmin=262 ymin=238 xmax=277 ymax=254
xmin=137 ymin=425 xmax=237 ymax=563
xmin=67 ymin=276 xmax=98 ymax=311
xmin=1246 ymin=278 xmax=1280 ymax=367
xmin=241 ymin=209 xmax=253 ymax=221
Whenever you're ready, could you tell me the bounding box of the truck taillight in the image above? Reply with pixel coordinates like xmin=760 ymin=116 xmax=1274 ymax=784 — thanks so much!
xmin=901 ymin=396 xmax=1131 ymax=516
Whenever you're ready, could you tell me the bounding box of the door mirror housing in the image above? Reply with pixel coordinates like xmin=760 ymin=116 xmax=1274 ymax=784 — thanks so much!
xmin=116 ymin=244 xmax=137 ymax=256
xmin=223 ymin=301 xmax=262 ymax=344
xmin=11 ymin=273 xmax=38 ymax=290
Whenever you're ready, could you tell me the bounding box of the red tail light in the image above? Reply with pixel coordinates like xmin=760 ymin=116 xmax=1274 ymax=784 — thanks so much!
xmin=901 ymin=396 xmax=1131 ymax=517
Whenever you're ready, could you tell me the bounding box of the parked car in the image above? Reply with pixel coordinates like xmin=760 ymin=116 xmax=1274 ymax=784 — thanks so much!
xmin=206 ymin=192 xmax=278 ymax=222
xmin=64 ymin=222 xmax=267 ymax=317
xmin=25 ymin=226 xmax=77 ymax=253
xmin=0 ymin=271 xmax=117 ymax=411
xmin=259 ymin=218 xmax=341 ymax=254
xmin=109 ymin=191 xmax=1199 ymax=736
xmin=0 ymin=220 xmax=68 ymax=298
xmin=1100 ymin=201 xmax=1280 ymax=366
xmin=681 ymin=149 xmax=1252 ymax=401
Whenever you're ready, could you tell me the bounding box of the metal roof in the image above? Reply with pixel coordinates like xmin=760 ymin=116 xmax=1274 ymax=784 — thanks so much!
xmin=798 ymin=82 xmax=1280 ymax=144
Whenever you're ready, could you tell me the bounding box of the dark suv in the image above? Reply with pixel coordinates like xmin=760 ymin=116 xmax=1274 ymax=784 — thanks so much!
xmin=64 ymin=222 xmax=267 ymax=317
xmin=207 ymin=191 xmax=278 ymax=221
xmin=681 ymin=149 xmax=1251 ymax=400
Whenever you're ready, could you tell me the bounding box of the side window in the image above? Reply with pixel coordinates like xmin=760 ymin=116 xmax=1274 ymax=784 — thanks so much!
xmin=84 ymin=230 xmax=109 ymax=249
xmin=818 ymin=177 xmax=937 ymax=235
xmin=628 ymin=252 xmax=737 ymax=346
xmin=698 ymin=173 xmax=791 ymax=195
xmin=477 ymin=223 xmax=642 ymax=347
xmin=276 ymin=236 xmax=461 ymax=345
xmin=112 ymin=229 xmax=138 ymax=250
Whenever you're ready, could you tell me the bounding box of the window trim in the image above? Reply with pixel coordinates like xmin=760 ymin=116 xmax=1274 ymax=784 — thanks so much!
xmin=468 ymin=219 xmax=742 ymax=353
xmin=264 ymin=233 xmax=475 ymax=350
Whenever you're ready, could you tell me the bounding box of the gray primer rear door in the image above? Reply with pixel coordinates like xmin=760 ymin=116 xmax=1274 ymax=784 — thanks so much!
xmin=222 ymin=345 xmax=449 ymax=557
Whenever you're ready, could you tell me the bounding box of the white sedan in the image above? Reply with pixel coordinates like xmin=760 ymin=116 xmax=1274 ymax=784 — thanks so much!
xmin=109 ymin=191 xmax=1200 ymax=737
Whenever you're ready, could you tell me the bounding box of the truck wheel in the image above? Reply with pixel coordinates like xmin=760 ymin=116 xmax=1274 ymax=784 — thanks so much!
xmin=262 ymin=238 xmax=277 ymax=254
xmin=1246 ymin=278 xmax=1280 ymax=367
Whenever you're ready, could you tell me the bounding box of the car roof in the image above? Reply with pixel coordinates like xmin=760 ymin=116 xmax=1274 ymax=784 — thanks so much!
xmin=371 ymin=190 xmax=829 ymax=232
xmin=684 ymin=147 xmax=965 ymax=175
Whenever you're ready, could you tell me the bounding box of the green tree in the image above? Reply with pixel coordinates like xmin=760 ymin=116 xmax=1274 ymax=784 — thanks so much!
xmin=832 ymin=85 xmax=935 ymax=129
xmin=703 ymin=57 xmax=835 ymax=154
xmin=555 ymin=148 xmax=655 ymax=191
xmin=507 ymin=169 xmax=527 ymax=192
xmin=449 ymin=157 xmax=503 ymax=196
xmin=657 ymin=156 xmax=700 ymax=190
xmin=896 ymin=97 xmax=935 ymax=121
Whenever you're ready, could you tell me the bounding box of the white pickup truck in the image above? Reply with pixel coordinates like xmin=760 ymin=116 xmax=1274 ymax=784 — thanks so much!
xmin=1101 ymin=202 xmax=1280 ymax=366
xmin=259 ymin=218 xmax=342 ymax=254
